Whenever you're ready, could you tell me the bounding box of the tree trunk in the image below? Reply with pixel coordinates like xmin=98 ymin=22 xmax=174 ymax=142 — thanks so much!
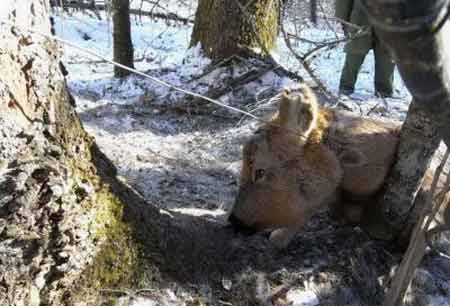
xmin=112 ymin=0 xmax=134 ymax=77
xmin=364 ymin=102 xmax=441 ymax=239
xmin=190 ymin=0 xmax=279 ymax=59
xmin=0 ymin=2 xmax=145 ymax=305
xmin=359 ymin=0 xmax=450 ymax=238
xmin=310 ymin=0 xmax=317 ymax=25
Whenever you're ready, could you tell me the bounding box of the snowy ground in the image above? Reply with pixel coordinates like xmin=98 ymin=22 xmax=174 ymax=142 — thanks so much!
xmin=52 ymin=5 xmax=449 ymax=306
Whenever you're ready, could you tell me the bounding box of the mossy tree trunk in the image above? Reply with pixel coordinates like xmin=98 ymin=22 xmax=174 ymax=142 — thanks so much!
xmin=0 ymin=1 xmax=145 ymax=305
xmin=190 ymin=0 xmax=279 ymax=59
xmin=112 ymin=0 xmax=134 ymax=77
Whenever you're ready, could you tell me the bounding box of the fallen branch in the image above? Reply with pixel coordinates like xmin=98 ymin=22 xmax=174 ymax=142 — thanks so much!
xmin=52 ymin=2 xmax=194 ymax=24
xmin=67 ymin=55 xmax=146 ymax=65
xmin=186 ymin=65 xmax=277 ymax=107
xmin=188 ymin=55 xmax=246 ymax=83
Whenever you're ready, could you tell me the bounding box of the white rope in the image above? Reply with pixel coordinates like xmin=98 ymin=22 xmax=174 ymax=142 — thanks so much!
xmin=0 ymin=18 xmax=310 ymax=141
xmin=0 ymin=19 xmax=261 ymax=121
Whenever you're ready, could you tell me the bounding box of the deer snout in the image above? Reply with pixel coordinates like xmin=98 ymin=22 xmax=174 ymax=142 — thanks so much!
xmin=228 ymin=213 xmax=258 ymax=235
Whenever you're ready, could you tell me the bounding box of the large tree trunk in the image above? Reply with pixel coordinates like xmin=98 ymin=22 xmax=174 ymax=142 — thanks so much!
xmin=112 ymin=0 xmax=134 ymax=77
xmin=0 ymin=2 xmax=145 ymax=305
xmin=359 ymin=0 xmax=450 ymax=238
xmin=190 ymin=0 xmax=279 ymax=59
xmin=0 ymin=3 xmax=271 ymax=305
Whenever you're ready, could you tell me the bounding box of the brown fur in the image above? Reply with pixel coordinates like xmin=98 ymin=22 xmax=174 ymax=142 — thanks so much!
xmin=230 ymin=84 xmax=402 ymax=248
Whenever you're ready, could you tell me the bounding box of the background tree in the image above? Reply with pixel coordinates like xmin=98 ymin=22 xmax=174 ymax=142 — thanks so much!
xmin=190 ymin=0 xmax=280 ymax=59
xmin=112 ymin=0 xmax=134 ymax=77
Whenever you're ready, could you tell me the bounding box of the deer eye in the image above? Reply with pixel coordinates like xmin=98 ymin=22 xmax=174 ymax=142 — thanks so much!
xmin=254 ymin=169 xmax=265 ymax=182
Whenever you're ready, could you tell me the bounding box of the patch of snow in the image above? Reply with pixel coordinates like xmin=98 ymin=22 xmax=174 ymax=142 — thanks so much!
xmin=286 ymin=290 xmax=320 ymax=306
xmin=169 ymin=207 xmax=227 ymax=217
xmin=54 ymin=9 xmax=412 ymax=122
xmin=273 ymin=27 xmax=412 ymax=102
xmin=129 ymin=298 xmax=164 ymax=306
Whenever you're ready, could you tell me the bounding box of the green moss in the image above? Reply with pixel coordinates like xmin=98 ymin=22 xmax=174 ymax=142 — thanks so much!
xmin=88 ymin=189 xmax=138 ymax=287
xmin=190 ymin=0 xmax=279 ymax=59
xmin=248 ymin=0 xmax=279 ymax=53
xmin=67 ymin=147 xmax=139 ymax=289
xmin=62 ymin=118 xmax=140 ymax=293
xmin=51 ymin=85 xmax=152 ymax=306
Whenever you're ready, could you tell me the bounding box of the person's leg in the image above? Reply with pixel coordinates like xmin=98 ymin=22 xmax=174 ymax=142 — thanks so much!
xmin=374 ymin=40 xmax=395 ymax=97
xmin=339 ymin=52 xmax=366 ymax=95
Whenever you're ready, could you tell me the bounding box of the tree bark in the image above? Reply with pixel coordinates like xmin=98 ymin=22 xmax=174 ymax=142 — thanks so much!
xmin=359 ymin=0 xmax=450 ymax=238
xmin=364 ymin=103 xmax=441 ymax=239
xmin=112 ymin=0 xmax=134 ymax=77
xmin=0 ymin=1 xmax=144 ymax=305
xmin=190 ymin=0 xmax=280 ymax=59
xmin=310 ymin=0 xmax=317 ymax=25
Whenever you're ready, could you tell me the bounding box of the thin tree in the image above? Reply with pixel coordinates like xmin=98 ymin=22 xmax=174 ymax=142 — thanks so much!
xmin=359 ymin=1 xmax=450 ymax=304
xmin=190 ymin=0 xmax=280 ymax=59
xmin=359 ymin=0 xmax=450 ymax=239
xmin=112 ymin=0 xmax=134 ymax=77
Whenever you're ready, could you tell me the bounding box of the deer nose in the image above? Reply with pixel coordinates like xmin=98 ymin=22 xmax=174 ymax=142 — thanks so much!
xmin=228 ymin=214 xmax=258 ymax=235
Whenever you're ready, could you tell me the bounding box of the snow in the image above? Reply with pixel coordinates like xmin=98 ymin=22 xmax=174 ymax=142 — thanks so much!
xmin=273 ymin=26 xmax=412 ymax=99
xmin=286 ymin=290 xmax=320 ymax=306
xmin=53 ymin=8 xmax=413 ymax=123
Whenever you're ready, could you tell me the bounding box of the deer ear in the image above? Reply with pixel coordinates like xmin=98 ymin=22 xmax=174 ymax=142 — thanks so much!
xmin=278 ymin=86 xmax=317 ymax=140
xmin=338 ymin=148 xmax=368 ymax=168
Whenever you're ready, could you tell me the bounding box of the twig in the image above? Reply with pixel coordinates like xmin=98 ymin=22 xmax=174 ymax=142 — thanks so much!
xmin=186 ymin=65 xmax=276 ymax=107
xmin=100 ymin=288 xmax=133 ymax=297
xmin=279 ymin=3 xmax=335 ymax=100
xmin=425 ymin=224 xmax=450 ymax=259
xmin=317 ymin=1 xmax=339 ymax=40
xmin=365 ymin=101 xmax=381 ymax=116
xmin=188 ymin=55 xmax=244 ymax=83
xmin=67 ymin=55 xmax=146 ymax=65
xmin=424 ymin=164 xmax=450 ymax=256
xmin=320 ymin=15 xmax=365 ymax=32
xmin=382 ymin=148 xmax=450 ymax=306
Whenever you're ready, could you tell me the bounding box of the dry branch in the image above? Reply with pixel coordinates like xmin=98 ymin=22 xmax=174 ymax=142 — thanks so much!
xmin=279 ymin=8 xmax=335 ymax=99
xmin=186 ymin=65 xmax=276 ymax=107
xmin=52 ymin=1 xmax=194 ymax=24
xmin=382 ymin=148 xmax=450 ymax=306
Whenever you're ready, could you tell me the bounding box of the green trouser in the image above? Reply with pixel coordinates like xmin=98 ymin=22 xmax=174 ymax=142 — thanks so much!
xmin=339 ymin=40 xmax=395 ymax=96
